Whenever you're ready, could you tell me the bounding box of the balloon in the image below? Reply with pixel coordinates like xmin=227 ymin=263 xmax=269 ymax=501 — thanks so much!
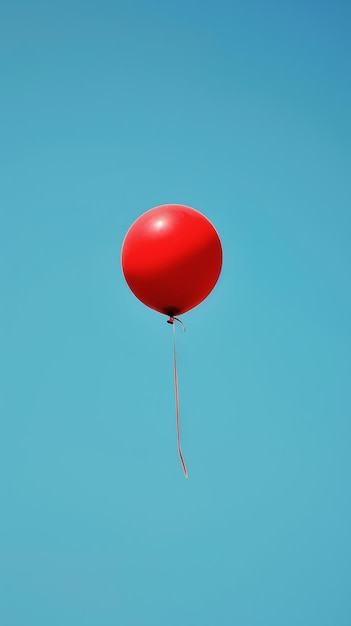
xmin=121 ymin=204 xmax=222 ymax=316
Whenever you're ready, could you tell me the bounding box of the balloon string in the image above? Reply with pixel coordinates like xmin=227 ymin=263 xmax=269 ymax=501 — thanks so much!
xmin=167 ymin=317 xmax=188 ymax=478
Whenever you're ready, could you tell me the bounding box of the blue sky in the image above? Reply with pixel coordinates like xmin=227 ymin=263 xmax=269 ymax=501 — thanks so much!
xmin=0 ymin=1 xmax=350 ymax=624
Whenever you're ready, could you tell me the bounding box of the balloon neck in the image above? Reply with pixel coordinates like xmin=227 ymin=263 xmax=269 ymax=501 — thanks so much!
xmin=166 ymin=316 xmax=187 ymax=332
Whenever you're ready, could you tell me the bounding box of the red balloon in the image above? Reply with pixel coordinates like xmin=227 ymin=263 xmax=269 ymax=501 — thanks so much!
xmin=121 ymin=204 xmax=222 ymax=316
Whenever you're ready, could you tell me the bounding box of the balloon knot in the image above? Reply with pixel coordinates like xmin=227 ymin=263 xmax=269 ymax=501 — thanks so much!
xmin=167 ymin=316 xmax=186 ymax=332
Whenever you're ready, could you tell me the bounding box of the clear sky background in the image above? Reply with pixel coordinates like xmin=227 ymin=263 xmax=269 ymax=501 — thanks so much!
xmin=0 ymin=1 xmax=350 ymax=625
